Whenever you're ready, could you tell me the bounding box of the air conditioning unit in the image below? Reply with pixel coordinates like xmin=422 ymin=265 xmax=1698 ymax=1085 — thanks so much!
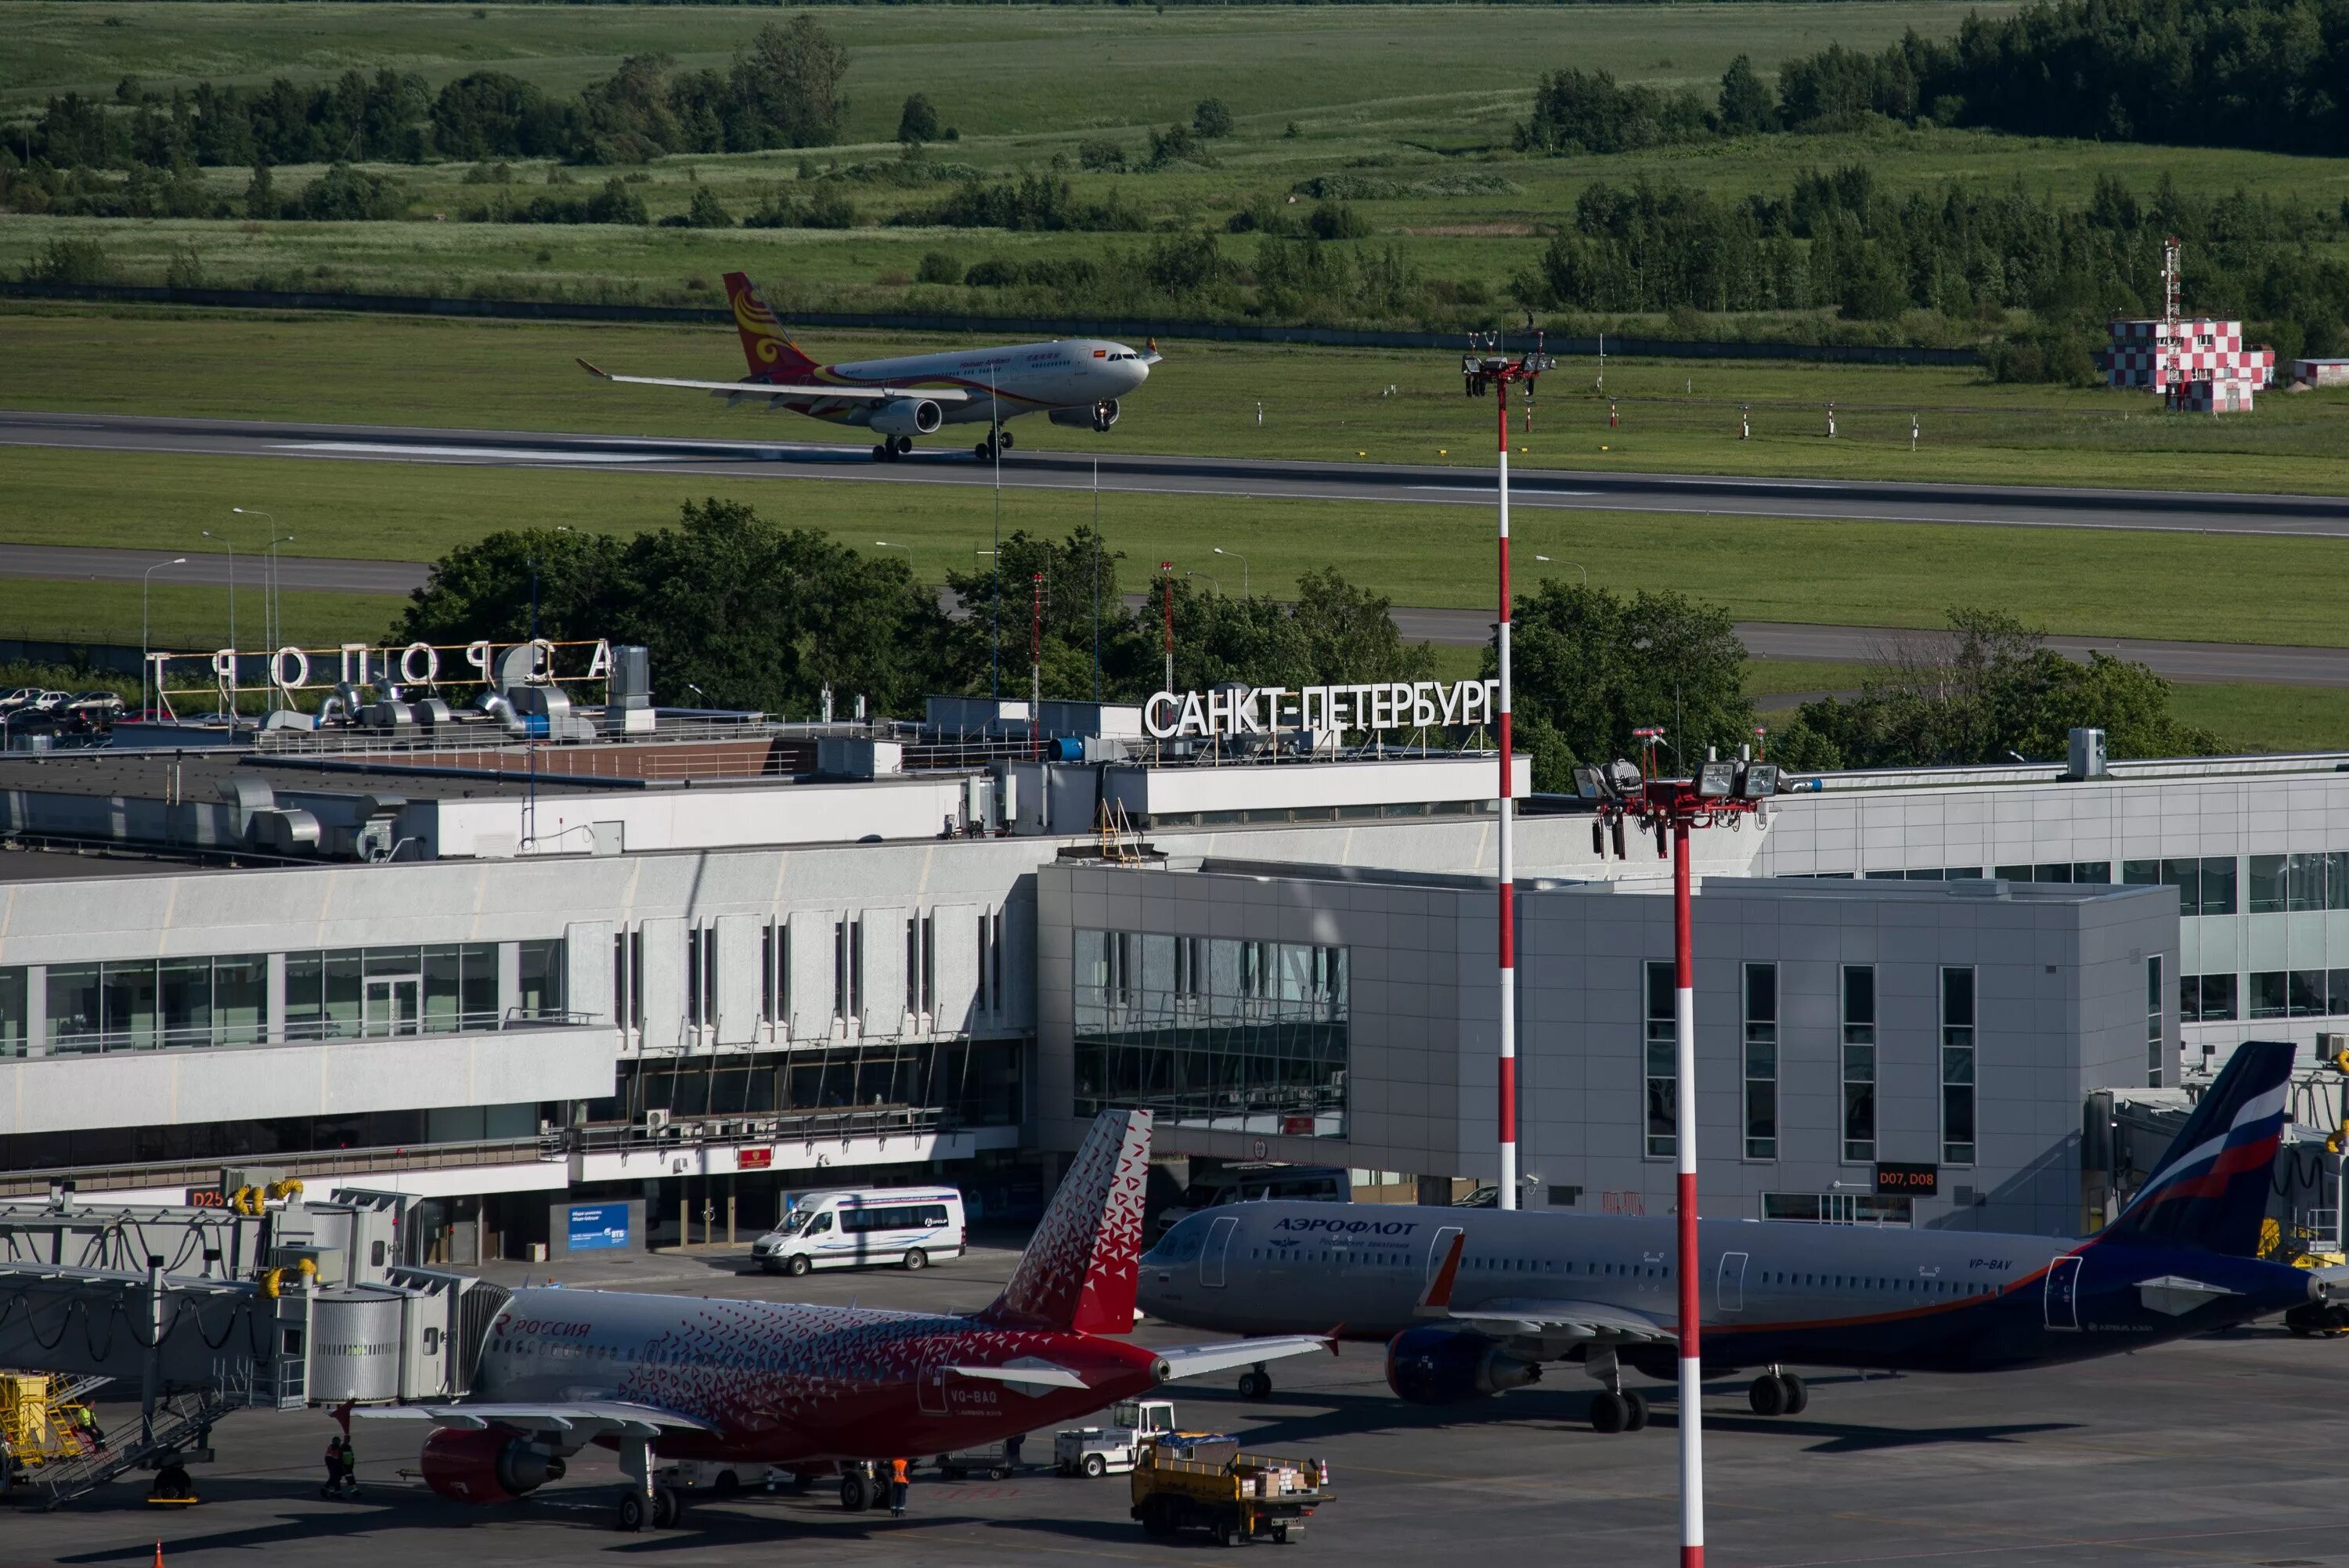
xmin=644 ymin=1109 xmax=670 ymax=1132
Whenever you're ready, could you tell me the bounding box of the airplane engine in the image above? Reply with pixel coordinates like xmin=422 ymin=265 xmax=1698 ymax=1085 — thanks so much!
xmin=1049 ymin=399 xmax=1121 ymax=433
xmin=420 ymin=1426 xmax=568 ymax=1504
xmin=868 ymin=398 xmax=944 ymax=439
xmin=1384 ymin=1327 xmax=1542 ymax=1405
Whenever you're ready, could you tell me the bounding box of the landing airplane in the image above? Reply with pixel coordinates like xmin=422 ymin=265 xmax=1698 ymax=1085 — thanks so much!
xmin=1138 ymin=1040 xmax=2327 ymax=1434
xmin=577 ymin=271 xmax=1155 ymax=463
xmin=359 ymin=1108 xmax=1324 ymax=1532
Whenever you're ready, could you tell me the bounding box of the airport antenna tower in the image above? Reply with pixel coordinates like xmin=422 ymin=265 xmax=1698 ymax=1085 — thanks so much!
xmin=1575 ymin=737 xmax=1779 ymax=1568
xmin=2163 ymin=236 xmax=2182 ymax=324
xmin=1462 ymin=330 xmax=1552 ymax=1212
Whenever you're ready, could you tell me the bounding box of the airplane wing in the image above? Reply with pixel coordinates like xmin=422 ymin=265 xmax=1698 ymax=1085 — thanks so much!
xmin=577 ymin=360 xmax=972 ymax=403
xmin=1150 ymin=1335 xmax=1334 ymax=1382
xmin=1412 ymin=1231 xmax=1670 ymax=1353
xmin=355 ymin=1399 xmax=715 ymax=1436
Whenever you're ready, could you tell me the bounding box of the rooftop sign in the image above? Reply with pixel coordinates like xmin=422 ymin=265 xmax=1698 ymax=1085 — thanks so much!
xmin=1142 ymin=679 xmax=1499 ymax=741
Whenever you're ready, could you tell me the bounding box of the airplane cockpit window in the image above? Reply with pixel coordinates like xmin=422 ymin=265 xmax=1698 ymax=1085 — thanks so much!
xmin=1143 ymin=1222 xmax=1207 ymax=1266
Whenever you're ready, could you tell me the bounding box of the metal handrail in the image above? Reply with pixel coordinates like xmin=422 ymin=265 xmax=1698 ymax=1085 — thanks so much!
xmin=23 ymin=1008 xmax=598 ymax=1061
xmin=0 ymin=1132 xmax=565 ymax=1201
xmin=566 ymin=1104 xmax=946 ymax=1154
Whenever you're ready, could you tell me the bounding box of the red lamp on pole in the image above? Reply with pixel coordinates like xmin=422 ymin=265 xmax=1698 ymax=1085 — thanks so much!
xmin=1464 ymin=330 xmax=1553 ymax=1213
xmin=1577 ymin=739 xmax=1779 ymax=1568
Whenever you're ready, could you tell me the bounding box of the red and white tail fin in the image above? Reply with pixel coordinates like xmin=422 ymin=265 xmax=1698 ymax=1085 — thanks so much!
xmin=722 ymin=272 xmax=821 ymax=383
xmin=980 ymin=1108 xmax=1151 ymax=1335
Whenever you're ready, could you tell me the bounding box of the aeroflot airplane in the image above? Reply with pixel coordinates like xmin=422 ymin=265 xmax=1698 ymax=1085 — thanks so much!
xmin=1138 ymin=1040 xmax=2327 ymax=1434
xmin=578 ymin=271 xmax=1156 ymax=463
xmin=358 ymin=1109 xmax=1322 ymax=1533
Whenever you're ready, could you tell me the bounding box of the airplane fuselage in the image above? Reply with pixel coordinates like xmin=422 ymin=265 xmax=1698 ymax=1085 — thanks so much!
xmin=770 ymin=340 xmax=1150 ymax=427
xmin=478 ymin=1286 xmax=1162 ymax=1462
xmin=1138 ymin=1204 xmax=2317 ymax=1379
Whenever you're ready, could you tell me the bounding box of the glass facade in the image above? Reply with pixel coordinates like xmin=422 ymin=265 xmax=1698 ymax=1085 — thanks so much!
xmin=1072 ymin=930 xmax=1348 ymax=1138
xmin=1645 ymin=961 xmax=1676 ymax=1159
xmin=1841 ymin=965 xmax=1877 ymax=1163
xmin=1942 ymin=966 xmax=1976 ymax=1165
xmin=1743 ymin=963 xmax=1777 ymax=1160
xmin=48 ymin=956 xmax=265 ymax=1054
xmin=285 ymin=944 xmax=504 ymax=1040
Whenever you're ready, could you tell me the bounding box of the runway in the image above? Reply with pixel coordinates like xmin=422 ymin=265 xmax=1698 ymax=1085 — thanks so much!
xmin=8 ymin=540 xmax=2344 ymax=687
xmin=8 ymin=409 xmax=2349 ymax=535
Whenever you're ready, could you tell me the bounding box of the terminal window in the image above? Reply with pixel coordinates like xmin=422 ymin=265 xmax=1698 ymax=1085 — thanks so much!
xmin=1841 ymin=965 xmax=1877 ymax=1164
xmin=46 ymin=956 xmax=265 ymax=1054
xmin=1645 ymin=961 xmax=1676 ymax=1159
xmin=1072 ymin=930 xmax=1348 ymax=1138
xmin=1742 ymin=963 xmax=1777 ymax=1161
xmin=1942 ymin=965 xmax=1976 ymax=1165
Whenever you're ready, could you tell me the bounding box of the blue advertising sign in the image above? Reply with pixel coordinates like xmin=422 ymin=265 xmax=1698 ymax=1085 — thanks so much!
xmin=568 ymin=1203 xmax=630 ymax=1252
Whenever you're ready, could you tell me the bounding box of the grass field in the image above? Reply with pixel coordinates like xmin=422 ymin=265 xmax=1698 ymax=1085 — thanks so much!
xmin=8 ymin=305 xmax=2349 ymax=492
xmin=0 ymin=2 xmax=2001 ymax=136
xmin=12 ymin=442 xmax=2349 ymax=649
xmin=8 ymin=3 xmax=2347 ymax=349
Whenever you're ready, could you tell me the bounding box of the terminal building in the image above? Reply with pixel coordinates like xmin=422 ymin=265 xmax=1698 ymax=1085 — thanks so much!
xmin=2 ymin=640 xmax=2346 ymax=1258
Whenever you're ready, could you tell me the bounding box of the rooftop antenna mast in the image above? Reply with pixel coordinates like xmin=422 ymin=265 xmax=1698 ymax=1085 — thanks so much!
xmin=2163 ymin=236 xmax=2182 ymax=325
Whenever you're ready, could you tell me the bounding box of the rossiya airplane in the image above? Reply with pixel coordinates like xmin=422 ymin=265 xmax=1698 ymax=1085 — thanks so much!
xmin=357 ymin=1108 xmax=1325 ymax=1533
xmin=577 ymin=271 xmax=1156 ymax=463
xmin=1138 ymin=1040 xmax=2333 ymax=1435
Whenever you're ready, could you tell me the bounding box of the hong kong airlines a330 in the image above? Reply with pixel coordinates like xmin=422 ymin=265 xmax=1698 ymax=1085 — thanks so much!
xmin=579 ymin=271 xmax=1155 ymax=463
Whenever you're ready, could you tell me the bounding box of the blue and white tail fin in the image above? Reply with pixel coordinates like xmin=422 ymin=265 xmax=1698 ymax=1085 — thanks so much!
xmin=2103 ymin=1039 xmax=2293 ymax=1256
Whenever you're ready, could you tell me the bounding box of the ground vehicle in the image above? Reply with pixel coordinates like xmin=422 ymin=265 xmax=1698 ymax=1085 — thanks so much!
xmin=934 ymin=1435 xmax=1024 ymax=1480
xmin=1131 ymin=1437 xmax=1332 ymax=1545
xmin=1153 ymin=1164 xmax=1348 ymax=1238
xmin=1055 ymin=1398 xmax=1177 ymax=1478
xmin=0 ymin=688 xmax=38 ymax=712
xmin=25 ymin=690 xmax=67 ymax=712
xmin=65 ymin=690 xmax=124 ymax=718
xmin=750 ymin=1185 xmax=965 ymax=1275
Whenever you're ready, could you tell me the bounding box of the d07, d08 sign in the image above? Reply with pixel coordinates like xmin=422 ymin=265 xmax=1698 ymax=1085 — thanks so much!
xmin=1875 ymin=1162 xmax=1939 ymax=1195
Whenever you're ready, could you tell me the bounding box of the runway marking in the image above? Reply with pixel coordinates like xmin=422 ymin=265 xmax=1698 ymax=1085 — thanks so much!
xmin=284 ymin=441 xmax=673 ymax=463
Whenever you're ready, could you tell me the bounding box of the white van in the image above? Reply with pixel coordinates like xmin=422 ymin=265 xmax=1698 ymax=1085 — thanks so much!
xmin=752 ymin=1187 xmax=966 ymax=1276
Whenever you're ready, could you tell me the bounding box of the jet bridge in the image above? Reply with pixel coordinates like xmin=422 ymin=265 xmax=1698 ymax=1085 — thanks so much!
xmin=0 ymin=1189 xmax=502 ymax=1508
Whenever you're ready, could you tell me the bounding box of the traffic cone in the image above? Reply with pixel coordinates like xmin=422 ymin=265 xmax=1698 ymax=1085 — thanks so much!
xmin=153 ymin=1543 xmax=165 ymax=1568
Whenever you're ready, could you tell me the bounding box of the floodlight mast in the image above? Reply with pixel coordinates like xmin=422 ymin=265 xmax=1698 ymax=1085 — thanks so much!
xmin=1471 ymin=331 xmax=1552 ymax=1213
xmin=1579 ymin=740 xmax=1777 ymax=1568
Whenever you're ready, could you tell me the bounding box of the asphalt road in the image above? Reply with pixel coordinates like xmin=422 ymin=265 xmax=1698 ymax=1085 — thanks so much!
xmin=9 ymin=1242 xmax=2349 ymax=1566
xmin=9 ymin=540 xmax=2345 ymax=688
xmin=9 ymin=408 xmax=2349 ymax=535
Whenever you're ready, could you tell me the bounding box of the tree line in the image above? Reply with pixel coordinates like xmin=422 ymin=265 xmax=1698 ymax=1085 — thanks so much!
xmin=391 ymin=502 xmax=1431 ymax=720
xmin=17 ymin=18 xmax=849 ymax=172
xmin=1521 ymin=0 xmax=2348 ymax=157
xmin=1521 ymin=168 xmax=2349 ymax=368
xmin=1489 ymin=591 xmax=2219 ymax=786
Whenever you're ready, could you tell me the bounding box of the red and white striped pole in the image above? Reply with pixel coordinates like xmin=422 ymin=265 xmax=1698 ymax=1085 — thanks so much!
xmin=1496 ymin=377 xmax=1517 ymax=1211
xmin=1672 ymin=809 xmax=1704 ymax=1566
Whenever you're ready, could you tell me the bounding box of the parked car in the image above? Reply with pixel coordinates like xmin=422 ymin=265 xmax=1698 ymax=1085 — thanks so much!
xmin=26 ymin=690 xmax=69 ymax=712
xmin=0 ymin=688 xmax=38 ymax=712
xmin=64 ymin=691 xmax=125 ymax=718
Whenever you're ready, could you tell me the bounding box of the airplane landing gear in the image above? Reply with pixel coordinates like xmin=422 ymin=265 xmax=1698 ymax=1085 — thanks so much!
xmin=1237 ymin=1364 xmax=1272 ymax=1400
xmin=871 ymin=435 xmax=915 ymax=463
xmin=1582 ymin=1345 xmax=1647 ymax=1433
xmin=1748 ymin=1368 xmax=1808 ymax=1415
xmin=616 ymin=1491 xmax=646 ymax=1532
xmin=654 ymin=1486 xmax=684 ymax=1529
xmin=973 ymin=427 xmax=1014 ymax=462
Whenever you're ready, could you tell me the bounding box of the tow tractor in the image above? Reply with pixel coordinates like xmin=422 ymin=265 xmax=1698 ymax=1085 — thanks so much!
xmin=1130 ymin=1435 xmax=1333 ymax=1545
xmin=1055 ymin=1397 xmax=1178 ymax=1479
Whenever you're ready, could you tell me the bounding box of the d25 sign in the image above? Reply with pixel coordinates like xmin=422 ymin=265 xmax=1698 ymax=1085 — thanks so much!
xmin=1875 ymin=1161 xmax=1939 ymax=1196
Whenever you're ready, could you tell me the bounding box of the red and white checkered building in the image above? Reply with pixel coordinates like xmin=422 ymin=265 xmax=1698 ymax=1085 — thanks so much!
xmin=2103 ymin=316 xmax=2275 ymax=413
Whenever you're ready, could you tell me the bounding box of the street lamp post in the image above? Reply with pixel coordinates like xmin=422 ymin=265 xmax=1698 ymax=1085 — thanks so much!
xmin=1211 ymin=546 xmax=1249 ymax=598
xmin=1578 ymin=741 xmax=1780 ymax=1568
xmin=1532 ymin=553 xmax=1589 ymax=587
xmin=1185 ymin=570 xmax=1220 ymax=597
xmin=141 ymin=556 xmax=188 ymax=718
xmin=198 ymin=528 xmax=244 ymax=725
xmin=232 ymin=508 xmax=287 ymax=655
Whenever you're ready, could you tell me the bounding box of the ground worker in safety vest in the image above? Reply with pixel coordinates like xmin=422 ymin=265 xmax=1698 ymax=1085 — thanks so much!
xmin=889 ymin=1456 xmax=910 ymax=1517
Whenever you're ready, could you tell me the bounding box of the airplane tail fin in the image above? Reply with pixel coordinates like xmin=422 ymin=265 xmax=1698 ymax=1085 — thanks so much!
xmin=2102 ymin=1039 xmax=2293 ymax=1256
xmin=980 ymin=1108 xmax=1151 ymax=1335
xmin=722 ymin=272 xmax=821 ymax=382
